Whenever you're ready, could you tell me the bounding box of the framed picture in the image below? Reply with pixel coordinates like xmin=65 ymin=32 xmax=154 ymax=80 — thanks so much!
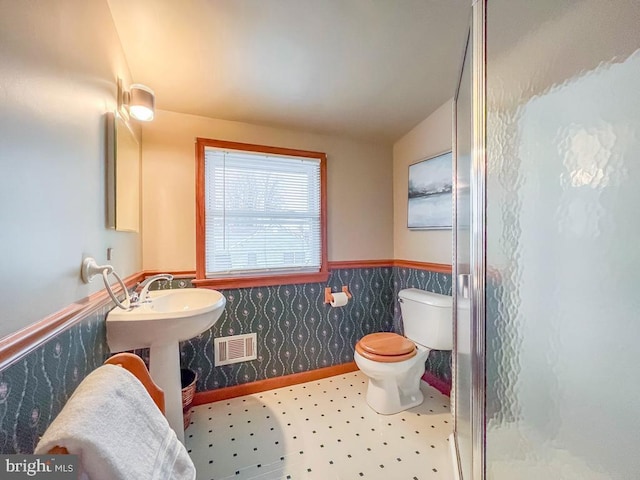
xmin=407 ymin=151 xmax=452 ymax=229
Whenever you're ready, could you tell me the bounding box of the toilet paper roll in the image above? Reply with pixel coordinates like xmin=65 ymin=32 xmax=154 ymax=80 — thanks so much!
xmin=330 ymin=292 xmax=349 ymax=307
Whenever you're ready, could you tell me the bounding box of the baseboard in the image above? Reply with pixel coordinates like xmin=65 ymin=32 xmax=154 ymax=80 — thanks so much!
xmin=422 ymin=371 xmax=451 ymax=397
xmin=192 ymin=362 xmax=359 ymax=405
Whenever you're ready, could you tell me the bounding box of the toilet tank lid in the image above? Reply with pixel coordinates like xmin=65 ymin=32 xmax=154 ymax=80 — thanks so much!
xmin=398 ymin=288 xmax=451 ymax=307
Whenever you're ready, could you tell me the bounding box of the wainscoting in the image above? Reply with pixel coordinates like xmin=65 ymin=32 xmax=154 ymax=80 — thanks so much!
xmin=0 ymin=305 xmax=112 ymax=454
xmin=151 ymin=265 xmax=453 ymax=395
xmin=181 ymin=267 xmax=395 ymax=392
xmin=0 ymin=262 xmax=452 ymax=454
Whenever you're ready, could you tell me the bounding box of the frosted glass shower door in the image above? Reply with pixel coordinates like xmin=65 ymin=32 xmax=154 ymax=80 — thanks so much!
xmin=452 ymin=1 xmax=487 ymax=477
xmin=453 ymin=2 xmax=486 ymax=478
xmin=452 ymin=26 xmax=473 ymax=480
xmin=485 ymin=1 xmax=640 ymax=478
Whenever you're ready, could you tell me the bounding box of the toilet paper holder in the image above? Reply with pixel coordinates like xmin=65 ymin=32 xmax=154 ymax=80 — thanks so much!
xmin=324 ymin=286 xmax=352 ymax=304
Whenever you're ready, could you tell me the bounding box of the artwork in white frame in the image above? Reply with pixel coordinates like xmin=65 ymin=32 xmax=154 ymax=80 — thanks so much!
xmin=407 ymin=151 xmax=452 ymax=229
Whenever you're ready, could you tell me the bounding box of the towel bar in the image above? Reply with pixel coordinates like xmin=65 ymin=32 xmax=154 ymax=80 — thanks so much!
xmin=47 ymin=353 xmax=165 ymax=455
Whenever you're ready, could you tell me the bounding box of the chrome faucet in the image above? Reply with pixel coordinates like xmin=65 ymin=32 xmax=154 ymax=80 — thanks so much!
xmin=133 ymin=274 xmax=174 ymax=304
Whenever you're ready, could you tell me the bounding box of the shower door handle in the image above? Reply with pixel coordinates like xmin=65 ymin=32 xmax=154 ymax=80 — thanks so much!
xmin=457 ymin=274 xmax=471 ymax=299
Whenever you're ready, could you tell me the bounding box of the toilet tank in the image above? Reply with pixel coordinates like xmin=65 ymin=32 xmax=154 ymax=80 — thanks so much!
xmin=398 ymin=288 xmax=452 ymax=350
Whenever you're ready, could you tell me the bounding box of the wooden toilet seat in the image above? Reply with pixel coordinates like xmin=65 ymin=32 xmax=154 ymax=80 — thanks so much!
xmin=355 ymin=332 xmax=417 ymax=363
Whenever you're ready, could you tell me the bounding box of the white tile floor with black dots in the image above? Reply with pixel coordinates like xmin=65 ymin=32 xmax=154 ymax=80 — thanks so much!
xmin=185 ymin=371 xmax=453 ymax=480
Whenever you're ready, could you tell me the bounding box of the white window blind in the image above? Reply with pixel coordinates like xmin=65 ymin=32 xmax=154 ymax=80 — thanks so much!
xmin=204 ymin=148 xmax=321 ymax=277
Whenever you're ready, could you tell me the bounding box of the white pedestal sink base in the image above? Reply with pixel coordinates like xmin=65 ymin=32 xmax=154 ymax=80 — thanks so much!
xmin=106 ymin=288 xmax=226 ymax=444
xmin=149 ymin=343 xmax=185 ymax=444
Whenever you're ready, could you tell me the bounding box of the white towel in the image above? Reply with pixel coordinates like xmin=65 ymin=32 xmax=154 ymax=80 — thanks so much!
xmin=35 ymin=364 xmax=195 ymax=480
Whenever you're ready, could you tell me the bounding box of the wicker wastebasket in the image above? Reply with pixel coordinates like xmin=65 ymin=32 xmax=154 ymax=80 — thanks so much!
xmin=181 ymin=369 xmax=197 ymax=430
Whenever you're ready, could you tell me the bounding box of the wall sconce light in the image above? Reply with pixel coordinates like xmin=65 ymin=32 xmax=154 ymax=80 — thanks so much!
xmin=117 ymin=78 xmax=155 ymax=122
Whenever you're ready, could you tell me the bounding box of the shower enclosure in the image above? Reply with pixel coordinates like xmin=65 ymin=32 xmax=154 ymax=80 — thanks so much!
xmin=452 ymin=1 xmax=640 ymax=478
xmin=451 ymin=7 xmax=481 ymax=480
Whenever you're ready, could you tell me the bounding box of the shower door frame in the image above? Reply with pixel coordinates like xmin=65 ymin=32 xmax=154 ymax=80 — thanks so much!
xmin=451 ymin=0 xmax=486 ymax=479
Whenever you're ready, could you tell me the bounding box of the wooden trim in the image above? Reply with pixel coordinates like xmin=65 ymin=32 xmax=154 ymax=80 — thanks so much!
xmin=194 ymin=138 xmax=329 ymax=288
xmin=330 ymin=259 xmax=452 ymax=273
xmin=195 ymin=138 xmax=327 ymax=159
xmin=0 ymin=304 xmax=86 ymax=370
xmin=143 ymin=260 xmax=453 ymax=286
xmin=394 ymin=260 xmax=452 ymax=273
xmin=195 ymin=139 xmax=206 ymax=280
xmin=0 ymin=271 xmax=144 ymax=371
xmin=192 ymin=271 xmax=330 ymax=289
xmin=143 ymin=261 xmax=453 ymax=278
xmin=142 ymin=270 xmax=196 ymax=279
xmin=421 ymin=371 xmax=451 ymax=397
xmin=319 ymin=151 xmax=329 ymax=282
xmin=328 ymin=259 xmax=394 ymax=269
xmin=192 ymin=362 xmax=359 ymax=405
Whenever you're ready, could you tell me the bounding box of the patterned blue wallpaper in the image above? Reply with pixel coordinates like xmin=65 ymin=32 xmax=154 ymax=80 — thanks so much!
xmin=179 ymin=268 xmax=395 ymax=391
xmin=0 ymin=305 xmax=111 ymax=454
xmin=165 ymin=267 xmax=452 ymax=392
xmin=0 ymin=266 xmax=452 ymax=454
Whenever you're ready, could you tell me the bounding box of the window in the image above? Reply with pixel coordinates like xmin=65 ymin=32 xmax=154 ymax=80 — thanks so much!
xmin=195 ymin=138 xmax=328 ymax=288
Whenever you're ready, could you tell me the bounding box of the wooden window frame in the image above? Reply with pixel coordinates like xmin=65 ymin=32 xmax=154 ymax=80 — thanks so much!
xmin=194 ymin=138 xmax=329 ymax=289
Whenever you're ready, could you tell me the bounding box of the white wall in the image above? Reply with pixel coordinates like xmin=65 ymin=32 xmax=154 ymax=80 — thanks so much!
xmin=0 ymin=0 xmax=140 ymax=339
xmin=393 ymin=100 xmax=453 ymax=264
xmin=141 ymin=110 xmax=393 ymax=270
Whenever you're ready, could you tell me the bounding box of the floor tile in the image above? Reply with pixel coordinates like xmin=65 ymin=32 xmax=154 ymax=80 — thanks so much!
xmin=186 ymin=371 xmax=453 ymax=480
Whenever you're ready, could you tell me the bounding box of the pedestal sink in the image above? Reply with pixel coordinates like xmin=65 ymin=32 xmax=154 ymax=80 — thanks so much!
xmin=106 ymin=288 xmax=226 ymax=443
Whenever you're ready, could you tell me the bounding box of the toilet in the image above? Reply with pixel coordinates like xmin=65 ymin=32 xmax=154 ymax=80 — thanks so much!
xmin=354 ymin=288 xmax=452 ymax=415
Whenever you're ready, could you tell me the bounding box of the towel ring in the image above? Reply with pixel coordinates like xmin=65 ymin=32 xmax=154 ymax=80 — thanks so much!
xmin=81 ymin=257 xmax=131 ymax=311
xmin=102 ymin=268 xmax=130 ymax=310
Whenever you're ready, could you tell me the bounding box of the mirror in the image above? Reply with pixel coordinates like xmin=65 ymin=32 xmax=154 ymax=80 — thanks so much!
xmin=106 ymin=112 xmax=141 ymax=232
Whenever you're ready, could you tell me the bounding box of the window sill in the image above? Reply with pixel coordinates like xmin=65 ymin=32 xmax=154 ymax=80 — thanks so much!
xmin=192 ymin=271 xmax=330 ymax=289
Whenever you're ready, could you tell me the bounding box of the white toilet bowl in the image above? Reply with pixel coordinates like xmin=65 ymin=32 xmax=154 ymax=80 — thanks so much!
xmin=354 ymin=288 xmax=452 ymax=415
xmin=354 ymin=341 xmax=429 ymax=415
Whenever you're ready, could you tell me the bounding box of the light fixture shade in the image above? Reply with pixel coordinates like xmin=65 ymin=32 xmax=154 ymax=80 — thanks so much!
xmin=128 ymin=84 xmax=155 ymax=121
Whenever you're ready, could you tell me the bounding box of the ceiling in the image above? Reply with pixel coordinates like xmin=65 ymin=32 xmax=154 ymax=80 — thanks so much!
xmin=107 ymin=0 xmax=469 ymax=144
